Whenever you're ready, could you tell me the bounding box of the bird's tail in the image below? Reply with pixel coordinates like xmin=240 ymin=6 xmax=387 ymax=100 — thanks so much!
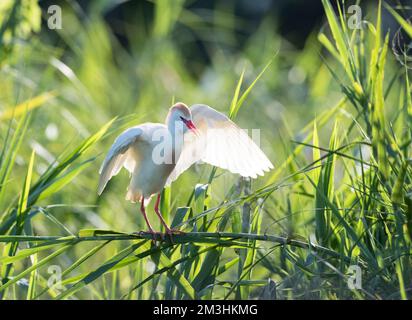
xmin=125 ymin=188 xmax=142 ymax=203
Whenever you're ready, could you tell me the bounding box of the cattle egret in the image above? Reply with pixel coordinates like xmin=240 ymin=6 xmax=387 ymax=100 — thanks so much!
xmin=98 ymin=102 xmax=273 ymax=236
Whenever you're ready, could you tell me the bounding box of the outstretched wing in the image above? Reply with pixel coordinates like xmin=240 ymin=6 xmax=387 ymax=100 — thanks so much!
xmin=98 ymin=126 xmax=143 ymax=195
xmin=166 ymin=104 xmax=273 ymax=185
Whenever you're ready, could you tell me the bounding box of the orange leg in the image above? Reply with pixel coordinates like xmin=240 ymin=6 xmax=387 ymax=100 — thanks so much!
xmin=140 ymin=196 xmax=154 ymax=234
xmin=154 ymin=193 xmax=184 ymax=240
xmin=154 ymin=193 xmax=172 ymax=233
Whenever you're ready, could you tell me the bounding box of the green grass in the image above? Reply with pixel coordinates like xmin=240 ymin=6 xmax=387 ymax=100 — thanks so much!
xmin=0 ymin=0 xmax=411 ymax=299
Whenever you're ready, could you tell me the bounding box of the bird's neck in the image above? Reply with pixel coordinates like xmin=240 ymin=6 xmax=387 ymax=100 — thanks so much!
xmin=167 ymin=120 xmax=185 ymax=164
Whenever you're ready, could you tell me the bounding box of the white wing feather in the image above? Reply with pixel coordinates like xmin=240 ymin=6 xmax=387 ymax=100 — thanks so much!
xmin=98 ymin=126 xmax=142 ymax=195
xmin=166 ymin=104 xmax=273 ymax=185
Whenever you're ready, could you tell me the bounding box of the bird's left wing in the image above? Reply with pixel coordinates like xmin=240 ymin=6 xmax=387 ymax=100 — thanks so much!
xmin=98 ymin=126 xmax=143 ymax=195
xmin=166 ymin=104 xmax=273 ymax=185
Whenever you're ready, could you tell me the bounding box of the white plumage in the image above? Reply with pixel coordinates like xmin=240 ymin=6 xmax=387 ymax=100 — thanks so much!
xmin=98 ymin=102 xmax=273 ymax=235
xmin=166 ymin=104 xmax=273 ymax=185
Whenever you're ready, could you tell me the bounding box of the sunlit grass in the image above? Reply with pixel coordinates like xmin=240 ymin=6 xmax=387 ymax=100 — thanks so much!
xmin=0 ymin=0 xmax=411 ymax=300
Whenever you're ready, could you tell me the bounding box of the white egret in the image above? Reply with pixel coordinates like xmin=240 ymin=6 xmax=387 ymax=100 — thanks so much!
xmin=98 ymin=102 xmax=273 ymax=236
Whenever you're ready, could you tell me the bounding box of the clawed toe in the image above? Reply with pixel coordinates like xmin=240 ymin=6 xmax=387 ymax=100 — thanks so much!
xmin=135 ymin=228 xmax=184 ymax=244
xmin=138 ymin=230 xmax=163 ymax=244
xmin=164 ymin=228 xmax=185 ymax=243
xmin=166 ymin=228 xmax=185 ymax=235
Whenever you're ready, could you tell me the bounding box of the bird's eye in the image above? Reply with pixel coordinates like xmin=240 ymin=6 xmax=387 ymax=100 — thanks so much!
xmin=179 ymin=116 xmax=187 ymax=123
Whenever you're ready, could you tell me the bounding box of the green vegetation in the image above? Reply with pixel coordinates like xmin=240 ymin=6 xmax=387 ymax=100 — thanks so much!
xmin=0 ymin=0 xmax=411 ymax=299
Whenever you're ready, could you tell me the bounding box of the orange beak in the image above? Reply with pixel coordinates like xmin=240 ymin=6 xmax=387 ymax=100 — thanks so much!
xmin=184 ymin=119 xmax=199 ymax=136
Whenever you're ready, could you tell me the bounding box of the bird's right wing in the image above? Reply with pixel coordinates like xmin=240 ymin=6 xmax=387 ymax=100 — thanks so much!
xmin=166 ymin=104 xmax=273 ymax=185
xmin=98 ymin=126 xmax=143 ymax=195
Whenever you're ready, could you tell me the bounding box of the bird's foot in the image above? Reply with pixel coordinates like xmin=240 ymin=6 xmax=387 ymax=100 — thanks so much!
xmin=134 ymin=229 xmax=184 ymax=244
xmin=164 ymin=228 xmax=185 ymax=244
xmin=135 ymin=230 xmax=164 ymax=244
xmin=166 ymin=228 xmax=185 ymax=235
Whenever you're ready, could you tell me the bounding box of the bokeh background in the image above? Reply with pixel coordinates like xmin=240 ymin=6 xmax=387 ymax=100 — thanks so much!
xmin=1 ymin=0 xmax=412 ymax=299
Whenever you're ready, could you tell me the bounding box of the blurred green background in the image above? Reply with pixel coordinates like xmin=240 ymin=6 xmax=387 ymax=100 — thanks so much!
xmin=1 ymin=0 xmax=412 ymax=300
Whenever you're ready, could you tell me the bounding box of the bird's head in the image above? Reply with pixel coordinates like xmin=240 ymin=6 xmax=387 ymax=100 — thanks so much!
xmin=167 ymin=102 xmax=198 ymax=135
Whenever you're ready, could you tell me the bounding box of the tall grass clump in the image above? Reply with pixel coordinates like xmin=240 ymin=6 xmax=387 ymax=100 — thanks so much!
xmin=0 ymin=0 xmax=411 ymax=299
